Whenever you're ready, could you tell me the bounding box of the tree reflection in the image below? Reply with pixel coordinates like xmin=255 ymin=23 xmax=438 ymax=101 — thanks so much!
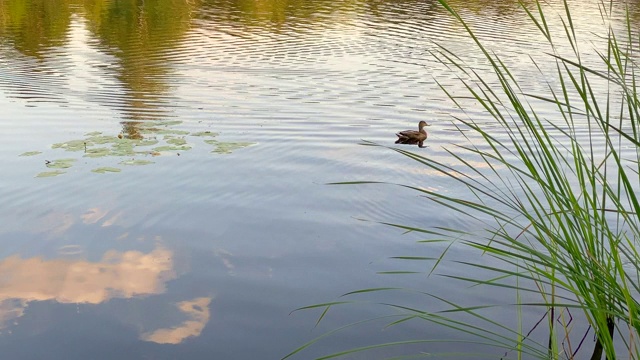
xmin=0 ymin=0 xmax=617 ymax=129
xmin=0 ymin=0 xmax=71 ymax=58
xmin=81 ymin=0 xmax=197 ymax=135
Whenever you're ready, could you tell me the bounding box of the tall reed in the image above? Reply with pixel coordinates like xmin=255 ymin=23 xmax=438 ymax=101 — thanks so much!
xmin=286 ymin=0 xmax=640 ymax=358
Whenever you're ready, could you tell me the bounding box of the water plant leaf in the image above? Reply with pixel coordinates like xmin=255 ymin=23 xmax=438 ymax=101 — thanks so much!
xmin=91 ymin=167 xmax=121 ymax=174
xmin=282 ymin=317 xmax=398 ymax=360
xmin=191 ymin=131 xmax=219 ymax=137
xmin=153 ymin=145 xmax=192 ymax=152
xmin=389 ymin=256 xmax=436 ymax=261
xmin=340 ymin=288 xmax=401 ymax=297
xmin=110 ymin=141 xmax=136 ymax=156
xmin=289 ymin=302 xmax=353 ymax=330
xmin=166 ymin=137 xmax=187 ymax=146
xmin=40 ymin=121 xmax=247 ymax=177
xmin=36 ymin=170 xmax=65 ymax=178
xmin=206 ymin=140 xmax=255 ymax=154
xmin=19 ymin=151 xmax=41 ymax=156
xmin=133 ymin=139 xmax=159 ymax=147
xmin=83 ymin=148 xmax=111 ymax=158
xmin=86 ymin=135 xmax=118 ymax=144
xmin=291 ymin=301 xmax=353 ymax=313
xmin=46 ymin=158 xmax=76 ymax=169
xmin=119 ymin=159 xmax=154 ymax=166
xmin=52 ymin=139 xmax=88 ymax=151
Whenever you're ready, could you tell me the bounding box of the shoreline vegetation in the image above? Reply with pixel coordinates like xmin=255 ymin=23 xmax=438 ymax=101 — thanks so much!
xmin=287 ymin=0 xmax=640 ymax=359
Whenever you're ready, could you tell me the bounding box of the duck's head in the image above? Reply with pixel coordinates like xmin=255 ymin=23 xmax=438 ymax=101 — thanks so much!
xmin=418 ymin=121 xmax=429 ymax=129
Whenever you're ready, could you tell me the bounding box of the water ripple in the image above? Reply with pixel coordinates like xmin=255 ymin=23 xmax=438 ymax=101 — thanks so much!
xmin=0 ymin=0 xmax=632 ymax=357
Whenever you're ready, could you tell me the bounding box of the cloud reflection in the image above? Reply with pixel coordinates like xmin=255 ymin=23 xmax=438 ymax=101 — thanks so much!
xmin=141 ymin=297 xmax=212 ymax=344
xmin=0 ymin=246 xmax=175 ymax=328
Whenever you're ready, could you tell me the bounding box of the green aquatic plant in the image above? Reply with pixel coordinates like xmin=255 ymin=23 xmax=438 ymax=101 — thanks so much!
xmin=289 ymin=0 xmax=640 ymax=359
xmin=52 ymin=139 xmax=88 ymax=152
xmin=206 ymin=139 xmax=255 ymax=154
xmin=152 ymin=145 xmax=192 ymax=152
xmin=83 ymin=147 xmax=112 ymax=158
xmin=46 ymin=158 xmax=76 ymax=169
xmin=191 ymin=131 xmax=219 ymax=137
xmin=35 ymin=170 xmax=65 ymax=178
xmin=91 ymin=167 xmax=121 ymax=174
xmin=25 ymin=120 xmax=254 ymax=177
xmin=19 ymin=151 xmax=42 ymax=157
xmin=119 ymin=159 xmax=154 ymax=166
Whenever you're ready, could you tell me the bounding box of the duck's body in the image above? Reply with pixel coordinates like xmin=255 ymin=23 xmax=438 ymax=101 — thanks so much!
xmin=396 ymin=121 xmax=428 ymax=142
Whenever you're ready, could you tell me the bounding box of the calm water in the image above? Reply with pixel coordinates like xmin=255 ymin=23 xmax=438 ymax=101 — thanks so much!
xmin=0 ymin=0 xmax=634 ymax=359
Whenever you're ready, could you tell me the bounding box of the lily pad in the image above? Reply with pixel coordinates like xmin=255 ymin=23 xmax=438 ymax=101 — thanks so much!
xmin=133 ymin=139 xmax=159 ymax=147
xmin=36 ymin=170 xmax=65 ymax=178
xmin=119 ymin=159 xmax=154 ymax=166
xmin=86 ymin=135 xmax=118 ymax=145
xmin=191 ymin=131 xmax=219 ymax=137
xmin=92 ymin=167 xmax=121 ymax=174
xmin=19 ymin=151 xmax=42 ymax=156
xmin=210 ymin=141 xmax=255 ymax=154
xmin=166 ymin=137 xmax=187 ymax=146
xmin=111 ymin=141 xmax=136 ymax=156
xmin=84 ymin=148 xmax=111 ymax=158
xmin=46 ymin=158 xmax=76 ymax=169
xmin=40 ymin=121 xmax=209 ymax=174
xmin=52 ymin=140 xmax=89 ymax=152
xmin=153 ymin=145 xmax=192 ymax=152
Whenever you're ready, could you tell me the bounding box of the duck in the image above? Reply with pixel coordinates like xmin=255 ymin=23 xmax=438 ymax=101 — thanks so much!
xmin=395 ymin=121 xmax=429 ymax=147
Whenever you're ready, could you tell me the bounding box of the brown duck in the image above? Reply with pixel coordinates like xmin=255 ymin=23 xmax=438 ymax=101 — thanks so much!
xmin=395 ymin=121 xmax=429 ymax=147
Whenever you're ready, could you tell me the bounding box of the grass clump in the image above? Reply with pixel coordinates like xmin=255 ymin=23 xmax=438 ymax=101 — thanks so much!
xmin=288 ymin=0 xmax=640 ymax=359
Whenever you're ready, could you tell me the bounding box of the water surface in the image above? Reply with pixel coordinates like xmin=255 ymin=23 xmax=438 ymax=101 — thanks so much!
xmin=0 ymin=0 xmax=631 ymax=358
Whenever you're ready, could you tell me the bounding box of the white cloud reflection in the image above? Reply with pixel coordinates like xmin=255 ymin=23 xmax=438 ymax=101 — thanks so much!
xmin=141 ymin=297 xmax=212 ymax=344
xmin=0 ymin=204 xmax=214 ymax=344
xmin=0 ymin=246 xmax=176 ymax=329
xmin=0 ymin=247 xmax=175 ymax=304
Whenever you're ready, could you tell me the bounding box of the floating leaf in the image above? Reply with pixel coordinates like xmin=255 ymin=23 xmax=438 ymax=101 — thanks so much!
xmin=92 ymin=167 xmax=121 ymax=174
xmin=210 ymin=141 xmax=255 ymax=154
xmin=133 ymin=139 xmax=159 ymax=147
xmin=36 ymin=170 xmax=65 ymax=178
xmin=52 ymin=140 xmax=89 ymax=151
xmin=153 ymin=145 xmax=192 ymax=152
xmin=41 ymin=122 xmax=219 ymax=176
xmin=167 ymin=137 xmax=187 ymax=146
xmin=120 ymin=159 xmax=154 ymax=166
xmin=86 ymin=135 xmax=118 ymax=145
xmin=192 ymin=131 xmax=219 ymax=137
xmin=46 ymin=158 xmax=76 ymax=169
xmin=111 ymin=141 xmax=136 ymax=156
xmin=84 ymin=148 xmax=111 ymax=158
xmin=19 ymin=151 xmax=42 ymax=156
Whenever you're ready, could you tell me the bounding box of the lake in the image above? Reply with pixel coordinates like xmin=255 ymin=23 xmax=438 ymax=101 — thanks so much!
xmin=0 ymin=0 xmax=632 ymax=359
